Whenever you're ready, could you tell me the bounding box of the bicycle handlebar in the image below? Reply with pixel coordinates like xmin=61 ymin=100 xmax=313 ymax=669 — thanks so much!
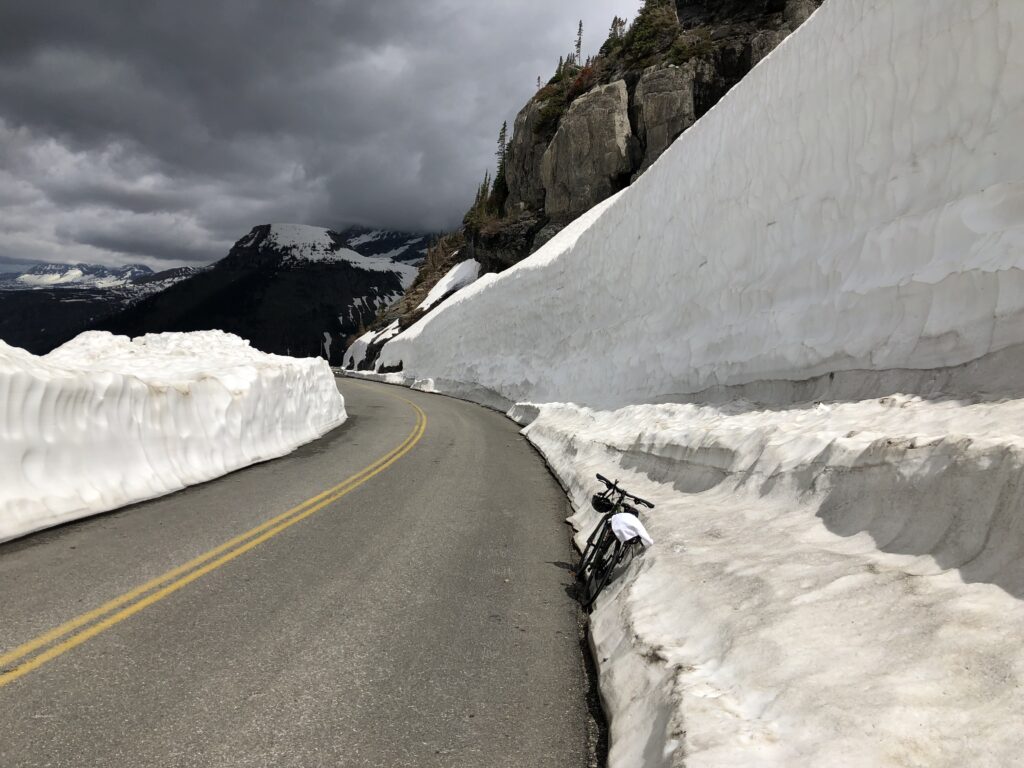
xmin=595 ymin=473 xmax=655 ymax=509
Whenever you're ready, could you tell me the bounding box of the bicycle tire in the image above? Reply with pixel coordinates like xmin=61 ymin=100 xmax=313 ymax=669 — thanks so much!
xmin=581 ymin=534 xmax=621 ymax=608
xmin=575 ymin=516 xmax=611 ymax=582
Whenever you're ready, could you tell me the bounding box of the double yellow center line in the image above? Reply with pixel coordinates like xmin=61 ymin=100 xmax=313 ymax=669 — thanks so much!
xmin=0 ymin=389 xmax=426 ymax=689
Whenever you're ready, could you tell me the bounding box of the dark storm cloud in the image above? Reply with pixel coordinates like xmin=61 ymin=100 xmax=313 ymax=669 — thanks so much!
xmin=0 ymin=0 xmax=636 ymax=267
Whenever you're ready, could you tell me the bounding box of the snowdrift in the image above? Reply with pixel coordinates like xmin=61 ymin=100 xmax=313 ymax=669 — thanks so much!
xmin=416 ymin=258 xmax=480 ymax=312
xmin=0 ymin=331 xmax=345 ymax=543
xmin=379 ymin=0 xmax=1024 ymax=408
xmin=513 ymin=397 xmax=1024 ymax=766
xmin=365 ymin=1 xmax=1024 ymax=765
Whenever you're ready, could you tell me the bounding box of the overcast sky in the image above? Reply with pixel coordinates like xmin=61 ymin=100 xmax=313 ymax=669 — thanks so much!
xmin=0 ymin=0 xmax=638 ymax=269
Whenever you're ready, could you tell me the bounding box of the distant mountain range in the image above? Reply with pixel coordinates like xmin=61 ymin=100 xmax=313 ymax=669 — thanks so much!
xmin=0 ymin=263 xmax=204 ymax=354
xmin=0 ymin=222 xmax=428 ymax=360
xmin=0 ymin=224 xmax=431 ymax=363
xmin=97 ymin=224 xmax=424 ymax=364
xmin=1 ymin=262 xmax=154 ymax=290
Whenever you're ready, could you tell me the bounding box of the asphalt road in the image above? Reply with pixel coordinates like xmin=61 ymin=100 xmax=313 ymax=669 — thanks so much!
xmin=0 ymin=378 xmax=597 ymax=767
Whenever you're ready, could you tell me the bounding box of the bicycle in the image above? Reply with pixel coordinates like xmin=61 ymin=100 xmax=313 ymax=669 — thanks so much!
xmin=575 ymin=473 xmax=655 ymax=609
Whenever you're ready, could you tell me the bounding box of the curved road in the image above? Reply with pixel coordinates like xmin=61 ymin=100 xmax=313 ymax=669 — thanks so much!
xmin=0 ymin=379 xmax=597 ymax=767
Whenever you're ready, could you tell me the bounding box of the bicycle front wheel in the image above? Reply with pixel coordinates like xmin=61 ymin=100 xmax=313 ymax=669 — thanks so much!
xmin=581 ymin=534 xmax=621 ymax=609
xmin=576 ymin=516 xmax=611 ymax=582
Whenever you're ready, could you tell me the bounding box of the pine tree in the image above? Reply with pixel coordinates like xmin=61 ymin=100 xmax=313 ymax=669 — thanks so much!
xmin=491 ymin=121 xmax=510 ymax=216
xmin=537 ymin=75 xmax=542 ymax=89
xmin=608 ymin=15 xmax=626 ymax=40
xmin=496 ymin=121 xmax=508 ymax=168
xmin=575 ymin=20 xmax=583 ymax=62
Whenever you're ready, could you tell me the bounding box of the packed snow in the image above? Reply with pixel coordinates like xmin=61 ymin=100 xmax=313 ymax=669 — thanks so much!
xmin=416 ymin=257 xmax=480 ymax=312
xmin=263 ymin=224 xmax=418 ymax=286
xmin=263 ymin=223 xmax=336 ymax=257
xmin=3 ymin=263 xmax=155 ymax=291
xmin=345 ymin=229 xmax=389 ymax=248
xmin=343 ymin=320 xmax=402 ymax=370
xmin=16 ymin=268 xmax=89 ymax=287
xmin=511 ymin=395 xmax=1024 ymax=767
xmin=379 ymin=0 xmax=1024 ymax=407
xmin=0 ymin=331 xmax=345 ymax=543
xmin=361 ymin=0 xmax=1024 ymax=765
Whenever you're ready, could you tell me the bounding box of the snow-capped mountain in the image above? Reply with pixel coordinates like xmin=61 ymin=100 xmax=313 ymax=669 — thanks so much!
xmin=0 ymin=262 xmax=202 ymax=294
xmin=93 ymin=223 xmax=429 ymax=365
xmin=334 ymin=225 xmax=429 ymax=263
xmin=2 ymin=263 xmax=154 ymax=290
xmin=230 ymin=224 xmax=420 ymax=282
xmin=0 ymin=263 xmax=202 ymax=354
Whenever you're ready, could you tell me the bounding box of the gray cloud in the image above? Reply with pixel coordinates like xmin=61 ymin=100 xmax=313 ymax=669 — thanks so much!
xmin=0 ymin=0 xmax=637 ymax=267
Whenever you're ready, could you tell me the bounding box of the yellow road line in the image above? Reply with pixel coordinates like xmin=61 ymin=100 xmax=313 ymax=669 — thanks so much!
xmin=0 ymin=388 xmax=426 ymax=689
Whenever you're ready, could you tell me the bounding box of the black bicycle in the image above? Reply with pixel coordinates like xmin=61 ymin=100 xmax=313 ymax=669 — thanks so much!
xmin=576 ymin=473 xmax=654 ymax=609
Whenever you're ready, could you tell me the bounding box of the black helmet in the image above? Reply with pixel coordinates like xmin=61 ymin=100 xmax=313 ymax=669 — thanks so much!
xmin=591 ymin=493 xmax=614 ymax=513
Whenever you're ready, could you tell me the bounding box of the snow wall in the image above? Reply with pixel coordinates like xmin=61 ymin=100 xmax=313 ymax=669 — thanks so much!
xmin=380 ymin=0 xmax=1024 ymax=408
xmin=366 ymin=1 xmax=1024 ymax=765
xmin=0 ymin=331 xmax=346 ymax=543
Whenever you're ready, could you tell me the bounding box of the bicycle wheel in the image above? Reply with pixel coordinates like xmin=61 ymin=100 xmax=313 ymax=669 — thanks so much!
xmin=581 ymin=533 xmax=622 ymax=608
xmin=575 ymin=516 xmax=611 ymax=582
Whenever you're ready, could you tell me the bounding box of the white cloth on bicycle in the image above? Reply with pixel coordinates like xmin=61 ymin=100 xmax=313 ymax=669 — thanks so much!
xmin=610 ymin=512 xmax=653 ymax=547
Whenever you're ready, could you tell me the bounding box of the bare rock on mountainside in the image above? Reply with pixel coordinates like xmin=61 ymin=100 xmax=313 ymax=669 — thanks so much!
xmin=465 ymin=211 xmax=547 ymax=274
xmin=475 ymin=0 xmax=824 ymax=269
xmin=633 ymin=61 xmax=709 ymax=175
xmin=505 ymin=100 xmax=550 ymax=213
xmin=540 ymin=81 xmax=641 ymax=223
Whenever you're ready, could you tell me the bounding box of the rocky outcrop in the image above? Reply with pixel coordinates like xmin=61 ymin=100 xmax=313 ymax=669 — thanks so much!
xmin=464 ymin=211 xmax=548 ymax=273
xmin=506 ymin=100 xmax=550 ymax=213
xmin=633 ymin=61 xmax=708 ymax=174
xmin=466 ymin=0 xmax=825 ymax=268
xmin=541 ymin=81 xmax=641 ymax=223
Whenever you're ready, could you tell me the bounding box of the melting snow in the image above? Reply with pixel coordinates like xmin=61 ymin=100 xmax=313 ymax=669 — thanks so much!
xmin=0 ymin=331 xmax=345 ymax=543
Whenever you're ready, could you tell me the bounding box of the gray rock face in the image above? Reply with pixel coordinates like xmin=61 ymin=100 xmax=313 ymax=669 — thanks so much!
xmin=541 ymin=81 xmax=640 ymax=223
xmin=464 ymin=211 xmax=548 ymax=274
xmin=784 ymin=0 xmax=821 ymax=28
xmin=506 ymin=100 xmax=549 ymax=212
xmin=633 ymin=61 xmax=712 ymax=174
xmin=750 ymin=28 xmax=788 ymax=64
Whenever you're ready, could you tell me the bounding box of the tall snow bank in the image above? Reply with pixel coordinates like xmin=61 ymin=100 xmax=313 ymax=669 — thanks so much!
xmin=342 ymin=320 xmax=402 ymax=370
xmin=516 ymin=398 xmax=1024 ymax=766
xmin=368 ymin=1 xmax=1024 ymax=765
xmin=380 ymin=0 xmax=1024 ymax=407
xmin=0 ymin=331 xmax=346 ymax=543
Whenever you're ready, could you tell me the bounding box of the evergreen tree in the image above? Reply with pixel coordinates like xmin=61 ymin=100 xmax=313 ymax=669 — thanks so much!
xmin=491 ymin=121 xmax=510 ymax=216
xmin=575 ymin=20 xmax=583 ymax=61
xmin=496 ymin=121 xmax=508 ymax=168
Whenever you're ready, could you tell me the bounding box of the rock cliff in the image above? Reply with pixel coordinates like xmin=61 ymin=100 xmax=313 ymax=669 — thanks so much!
xmin=473 ymin=0 xmax=824 ymax=269
xmin=346 ymin=0 xmax=825 ymax=369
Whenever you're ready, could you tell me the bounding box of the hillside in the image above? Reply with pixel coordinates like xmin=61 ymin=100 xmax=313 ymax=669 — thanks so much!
xmin=94 ymin=224 xmax=420 ymax=365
